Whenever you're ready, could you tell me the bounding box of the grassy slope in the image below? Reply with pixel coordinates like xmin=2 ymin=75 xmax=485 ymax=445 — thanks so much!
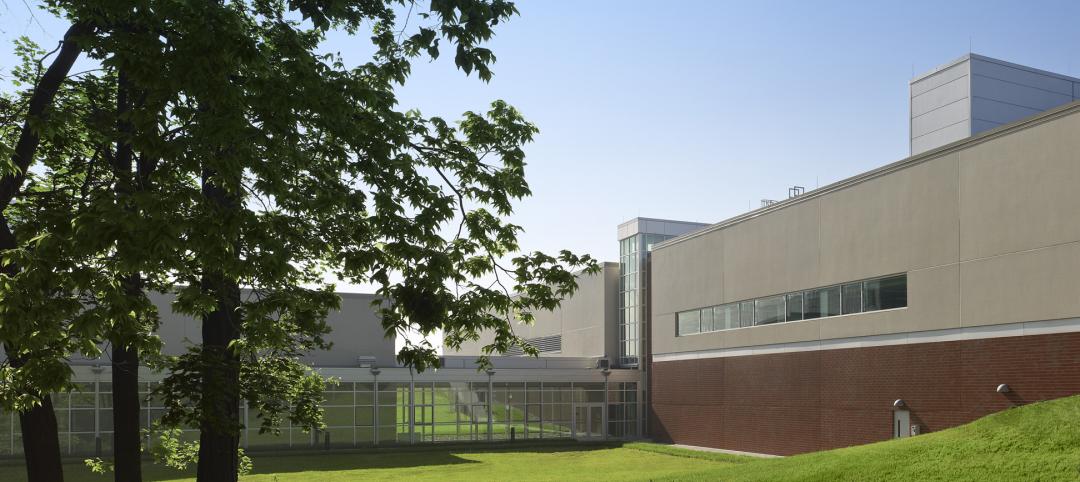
xmin=635 ymin=394 xmax=1080 ymax=481
xmin=2 ymin=394 xmax=1077 ymax=481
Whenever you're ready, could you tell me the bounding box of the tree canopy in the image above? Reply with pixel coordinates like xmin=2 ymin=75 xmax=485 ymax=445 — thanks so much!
xmin=0 ymin=1 xmax=596 ymax=480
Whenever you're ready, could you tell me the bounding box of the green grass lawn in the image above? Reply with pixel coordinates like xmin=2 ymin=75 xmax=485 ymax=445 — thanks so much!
xmin=3 ymin=394 xmax=1079 ymax=481
xmin=673 ymin=393 xmax=1080 ymax=481
xmin=0 ymin=443 xmax=750 ymax=482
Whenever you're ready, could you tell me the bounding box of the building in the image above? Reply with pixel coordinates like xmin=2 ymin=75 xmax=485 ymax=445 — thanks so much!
xmin=457 ymin=53 xmax=1080 ymax=455
xmin=455 ymin=262 xmax=621 ymax=360
xmin=0 ymin=282 xmax=640 ymax=457
xmin=651 ymin=54 xmax=1080 ymax=455
xmin=4 ymin=53 xmax=1080 ymax=459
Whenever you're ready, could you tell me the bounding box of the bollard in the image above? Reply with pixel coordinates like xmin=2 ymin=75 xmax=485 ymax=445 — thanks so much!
xmin=510 ymin=426 xmax=515 ymax=442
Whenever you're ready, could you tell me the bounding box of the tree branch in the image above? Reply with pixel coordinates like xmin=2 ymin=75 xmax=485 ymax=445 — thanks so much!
xmin=0 ymin=21 xmax=92 ymax=210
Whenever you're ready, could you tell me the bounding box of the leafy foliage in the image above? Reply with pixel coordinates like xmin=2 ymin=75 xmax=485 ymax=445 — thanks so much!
xmin=2 ymin=0 xmax=597 ymax=477
xmin=148 ymin=428 xmax=252 ymax=476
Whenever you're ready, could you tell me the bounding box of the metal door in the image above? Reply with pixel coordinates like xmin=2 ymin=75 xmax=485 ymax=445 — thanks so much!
xmin=894 ymin=410 xmax=911 ymax=438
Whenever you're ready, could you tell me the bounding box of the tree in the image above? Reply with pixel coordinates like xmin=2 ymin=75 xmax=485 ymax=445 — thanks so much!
xmin=0 ymin=22 xmax=94 ymax=482
xmin=2 ymin=2 xmax=598 ymax=481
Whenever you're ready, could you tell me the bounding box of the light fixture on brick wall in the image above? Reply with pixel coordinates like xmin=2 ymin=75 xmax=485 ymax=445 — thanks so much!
xmin=996 ymin=384 xmax=1010 ymax=393
xmin=893 ymin=399 xmax=905 ymax=408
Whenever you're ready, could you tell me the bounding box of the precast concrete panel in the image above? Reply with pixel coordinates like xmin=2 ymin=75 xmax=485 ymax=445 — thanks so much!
xmin=652 ymin=103 xmax=1080 ymax=356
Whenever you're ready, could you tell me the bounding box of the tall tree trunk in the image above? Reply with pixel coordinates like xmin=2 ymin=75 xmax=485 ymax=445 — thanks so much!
xmin=196 ymin=172 xmax=242 ymax=482
xmin=111 ymin=342 xmax=142 ymax=482
xmin=197 ymin=274 xmax=241 ymax=481
xmin=14 ymin=388 xmax=65 ymax=482
xmin=0 ymin=22 xmax=89 ymax=482
xmin=110 ymin=67 xmax=145 ymax=482
xmin=1 ymin=225 xmax=65 ymax=482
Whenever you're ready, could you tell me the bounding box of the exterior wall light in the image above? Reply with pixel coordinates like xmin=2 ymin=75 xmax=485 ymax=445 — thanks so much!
xmin=996 ymin=384 xmax=1010 ymax=393
xmin=893 ymin=399 xmax=905 ymax=408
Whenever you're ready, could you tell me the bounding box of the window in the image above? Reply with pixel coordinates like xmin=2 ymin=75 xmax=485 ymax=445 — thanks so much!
xmin=739 ymin=301 xmax=755 ymax=328
xmin=715 ymin=304 xmax=739 ymax=330
xmin=864 ymin=274 xmax=907 ymax=311
xmin=675 ymin=274 xmax=907 ymax=336
xmin=677 ymin=310 xmax=700 ymax=336
xmin=786 ymin=293 xmax=804 ymax=321
xmin=700 ymin=308 xmax=715 ymax=332
xmin=755 ymin=296 xmax=785 ymax=325
xmin=804 ymin=286 xmax=840 ymax=319
xmin=842 ymin=283 xmax=862 ymax=314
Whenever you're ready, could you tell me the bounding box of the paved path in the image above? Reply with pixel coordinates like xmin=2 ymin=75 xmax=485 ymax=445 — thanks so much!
xmin=671 ymin=444 xmax=783 ymax=459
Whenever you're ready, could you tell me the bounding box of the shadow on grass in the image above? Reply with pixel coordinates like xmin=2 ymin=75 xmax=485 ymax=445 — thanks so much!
xmin=243 ymin=440 xmax=625 ymax=476
xmin=0 ymin=441 xmax=629 ymax=480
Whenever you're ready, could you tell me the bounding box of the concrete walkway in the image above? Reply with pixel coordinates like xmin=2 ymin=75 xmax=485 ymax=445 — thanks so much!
xmin=670 ymin=444 xmax=783 ymax=459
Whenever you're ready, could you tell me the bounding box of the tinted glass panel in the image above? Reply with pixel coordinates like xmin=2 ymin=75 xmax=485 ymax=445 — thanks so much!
xmin=677 ymin=310 xmax=700 ymax=336
xmin=842 ymin=283 xmax=863 ymax=314
xmin=864 ymin=275 xmax=907 ymax=310
xmin=755 ymin=296 xmax=785 ymax=325
xmin=672 ymin=274 xmax=905 ymax=333
xmin=805 ymin=286 xmax=840 ymax=318
xmin=803 ymin=289 xmax=822 ymax=319
xmin=786 ymin=293 xmax=804 ymax=321
xmin=700 ymin=308 xmax=715 ymax=332
xmin=739 ymin=301 xmax=755 ymax=328
xmin=715 ymin=304 xmax=739 ymax=330
xmin=822 ymin=286 xmax=841 ymax=316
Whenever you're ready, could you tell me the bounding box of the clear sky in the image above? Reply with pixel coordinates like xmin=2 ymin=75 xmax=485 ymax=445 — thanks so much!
xmin=4 ymin=0 xmax=1080 ymax=274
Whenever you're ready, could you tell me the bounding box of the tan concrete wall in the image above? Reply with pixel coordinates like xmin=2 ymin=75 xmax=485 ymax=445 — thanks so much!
xmin=141 ymin=291 xmax=396 ymax=367
xmin=449 ymin=262 xmax=618 ymax=358
xmin=652 ymin=102 xmax=1080 ymax=355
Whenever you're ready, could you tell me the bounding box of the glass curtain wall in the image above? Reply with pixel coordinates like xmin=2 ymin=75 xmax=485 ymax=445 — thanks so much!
xmin=0 ymin=380 xmax=637 ymax=456
xmin=618 ymin=234 xmax=674 ymax=367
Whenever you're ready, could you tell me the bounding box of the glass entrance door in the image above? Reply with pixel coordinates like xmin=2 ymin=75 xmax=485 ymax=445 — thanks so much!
xmin=573 ymin=403 xmax=604 ymax=439
xmin=471 ymin=404 xmax=488 ymax=440
xmin=588 ymin=404 xmax=603 ymax=438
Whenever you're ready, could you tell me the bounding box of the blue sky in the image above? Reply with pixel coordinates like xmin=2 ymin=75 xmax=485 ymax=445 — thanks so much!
xmin=4 ymin=0 xmax=1080 ymax=269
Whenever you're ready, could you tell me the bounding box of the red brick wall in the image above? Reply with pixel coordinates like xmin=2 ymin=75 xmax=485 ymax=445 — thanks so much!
xmin=648 ymin=332 xmax=1080 ymax=455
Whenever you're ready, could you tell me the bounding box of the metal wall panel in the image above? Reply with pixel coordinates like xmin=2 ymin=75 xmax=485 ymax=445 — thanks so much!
xmin=911 ymin=55 xmax=1080 ymax=155
xmin=971 ymin=97 xmax=1042 ymax=128
xmin=911 ymin=75 xmax=968 ymax=117
xmin=910 ymin=119 xmax=970 ymax=154
xmin=911 ymin=98 xmax=969 ymax=138
xmin=970 ymin=57 xmax=1074 ymax=95
xmin=910 ymin=59 xmax=969 ymax=96
xmin=971 ymin=75 xmax=1072 ymax=112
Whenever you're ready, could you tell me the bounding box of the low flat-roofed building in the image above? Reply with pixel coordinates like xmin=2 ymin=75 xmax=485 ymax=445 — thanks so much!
xmin=450 ymin=262 xmax=621 ymax=361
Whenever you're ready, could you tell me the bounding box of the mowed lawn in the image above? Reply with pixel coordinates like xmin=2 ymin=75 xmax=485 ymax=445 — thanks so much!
xmin=3 ymin=394 xmax=1080 ymax=481
xmin=0 ymin=443 xmax=750 ymax=481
